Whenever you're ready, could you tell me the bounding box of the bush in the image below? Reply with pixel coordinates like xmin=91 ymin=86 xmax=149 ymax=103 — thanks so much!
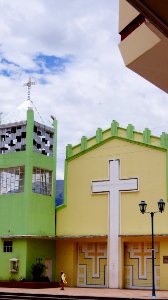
xmin=31 ymin=258 xmax=48 ymax=282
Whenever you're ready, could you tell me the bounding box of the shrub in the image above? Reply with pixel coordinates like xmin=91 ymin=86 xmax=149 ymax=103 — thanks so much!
xmin=31 ymin=258 xmax=48 ymax=282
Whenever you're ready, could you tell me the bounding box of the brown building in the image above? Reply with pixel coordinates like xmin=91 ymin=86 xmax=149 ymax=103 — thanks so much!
xmin=118 ymin=0 xmax=168 ymax=93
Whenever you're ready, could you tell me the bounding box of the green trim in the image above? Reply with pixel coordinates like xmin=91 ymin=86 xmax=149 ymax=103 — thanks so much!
xmin=127 ymin=124 xmax=134 ymax=140
xmin=66 ymin=144 xmax=73 ymax=158
xmin=96 ymin=128 xmax=103 ymax=143
xmin=65 ymin=122 xmax=166 ymax=160
xmin=111 ymin=120 xmax=119 ymax=136
xmin=143 ymin=128 xmax=151 ymax=144
xmin=81 ymin=136 xmax=87 ymax=151
xmin=66 ymin=135 xmax=166 ymax=162
xmin=160 ymin=132 xmax=168 ymax=148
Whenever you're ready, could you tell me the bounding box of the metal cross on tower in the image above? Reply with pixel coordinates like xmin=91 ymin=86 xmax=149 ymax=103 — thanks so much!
xmin=24 ymin=78 xmax=35 ymax=101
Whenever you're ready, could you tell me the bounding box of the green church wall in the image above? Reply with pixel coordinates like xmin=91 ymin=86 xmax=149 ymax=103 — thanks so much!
xmin=26 ymin=239 xmax=56 ymax=281
xmin=0 ymin=157 xmax=55 ymax=235
xmin=0 ymin=239 xmax=56 ymax=281
xmin=0 ymin=239 xmax=27 ymax=281
xmin=25 ymin=193 xmax=55 ymax=236
xmin=0 ymin=194 xmax=26 ymax=235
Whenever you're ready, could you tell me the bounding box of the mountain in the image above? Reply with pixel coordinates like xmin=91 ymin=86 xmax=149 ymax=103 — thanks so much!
xmin=56 ymin=180 xmax=64 ymax=206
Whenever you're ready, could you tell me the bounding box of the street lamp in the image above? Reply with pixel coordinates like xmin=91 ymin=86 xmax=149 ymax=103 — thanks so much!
xmin=139 ymin=199 xmax=165 ymax=298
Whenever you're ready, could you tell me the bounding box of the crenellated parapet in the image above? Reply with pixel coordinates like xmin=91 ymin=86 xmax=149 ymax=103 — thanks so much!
xmin=66 ymin=120 xmax=168 ymax=159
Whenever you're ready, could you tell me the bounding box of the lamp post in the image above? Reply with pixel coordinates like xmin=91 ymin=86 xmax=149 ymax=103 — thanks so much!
xmin=139 ymin=199 xmax=165 ymax=298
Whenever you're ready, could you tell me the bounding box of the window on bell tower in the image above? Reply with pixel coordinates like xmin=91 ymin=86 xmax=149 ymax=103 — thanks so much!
xmin=32 ymin=167 xmax=52 ymax=196
xmin=0 ymin=166 xmax=24 ymax=194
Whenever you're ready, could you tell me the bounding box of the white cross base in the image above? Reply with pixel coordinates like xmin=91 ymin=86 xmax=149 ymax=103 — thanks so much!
xmin=92 ymin=159 xmax=139 ymax=288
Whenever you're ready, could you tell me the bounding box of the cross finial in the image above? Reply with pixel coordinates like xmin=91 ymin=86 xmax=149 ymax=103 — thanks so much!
xmin=24 ymin=77 xmax=35 ymax=101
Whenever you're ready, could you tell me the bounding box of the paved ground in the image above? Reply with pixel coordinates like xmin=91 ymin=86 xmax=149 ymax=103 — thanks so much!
xmin=0 ymin=287 xmax=168 ymax=299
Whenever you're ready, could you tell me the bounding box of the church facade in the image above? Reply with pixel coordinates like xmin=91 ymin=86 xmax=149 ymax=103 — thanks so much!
xmin=1 ymin=101 xmax=168 ymax=290
xmin=56 ymin=120 xmax=168 ymax=290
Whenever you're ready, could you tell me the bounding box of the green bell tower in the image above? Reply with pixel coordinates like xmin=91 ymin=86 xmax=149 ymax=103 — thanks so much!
xmin=0 ymin=83 xmax=57 ymax=281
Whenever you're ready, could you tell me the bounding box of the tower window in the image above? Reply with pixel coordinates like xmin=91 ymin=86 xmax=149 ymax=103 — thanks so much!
xmin=0 ymin=166 xmax=24 ymax=194
xmin=4 ymin=241 xmax=13 ymax=253
xmin=32 ymin=167 xmax=52 ymax=196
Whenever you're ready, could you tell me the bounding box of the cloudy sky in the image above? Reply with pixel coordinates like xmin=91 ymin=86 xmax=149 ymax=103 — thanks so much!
xmin=0 ymin=0 xmax=167 ymax=179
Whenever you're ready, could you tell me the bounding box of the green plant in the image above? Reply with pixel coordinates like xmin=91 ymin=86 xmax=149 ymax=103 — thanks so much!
xmin=31 ymin=258 xmax=47 ymax=282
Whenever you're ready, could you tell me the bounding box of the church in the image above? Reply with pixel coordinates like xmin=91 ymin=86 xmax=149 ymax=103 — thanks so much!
xmin=56 ymin=120 xmax=168 ymax=290
xmin=0 ymin=0 xmax=167 ymax=288
xmin=0 ymin=86 xmax=168 ymax=290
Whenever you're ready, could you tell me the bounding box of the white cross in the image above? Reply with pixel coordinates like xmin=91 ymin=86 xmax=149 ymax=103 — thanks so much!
xmin=24 ymin=77 xmax=35 ymax=101
xmin=92 ymin=159 xmax=139 ymax=288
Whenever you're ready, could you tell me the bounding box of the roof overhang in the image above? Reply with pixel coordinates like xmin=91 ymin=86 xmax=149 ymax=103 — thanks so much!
xmin=126 ymin=0 xmax=168 ymax=37
xmin=56 ymin=235 xmax=107 ymax=241
xmin=118 ymin=0 xmax=168 ymax=93
xmin=0 ymin=235 xmax=56 ymax=240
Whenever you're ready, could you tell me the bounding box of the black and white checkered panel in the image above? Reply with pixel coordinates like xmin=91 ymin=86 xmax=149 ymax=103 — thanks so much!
xmin=33 ymin=121 xmax=54 ymax=156
xmin=0 ymin=122 xmax=27 ymax=154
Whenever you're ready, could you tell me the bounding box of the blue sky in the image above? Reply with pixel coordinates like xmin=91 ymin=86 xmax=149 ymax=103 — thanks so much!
xmin=0 ymin=53 xmax=72 ymax=77
xmin=0 ymin=0 xmax=167 ymax=178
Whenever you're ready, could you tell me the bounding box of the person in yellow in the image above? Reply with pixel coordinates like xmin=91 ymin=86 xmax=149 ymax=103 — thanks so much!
xmin=60 ymin=271 xmax=67 ymax=290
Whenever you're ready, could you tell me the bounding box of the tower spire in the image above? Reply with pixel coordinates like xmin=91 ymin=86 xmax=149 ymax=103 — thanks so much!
xmin=24 ymin=78 xmax=35 ymax=101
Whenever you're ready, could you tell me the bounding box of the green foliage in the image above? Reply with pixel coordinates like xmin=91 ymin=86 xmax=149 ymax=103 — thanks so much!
xmin=31 ymin=258 xmax=48 ymax=282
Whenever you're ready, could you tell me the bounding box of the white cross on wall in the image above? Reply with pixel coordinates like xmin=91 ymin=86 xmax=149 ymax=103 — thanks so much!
xmin=92 ymin=159 xmax=139 ymax=288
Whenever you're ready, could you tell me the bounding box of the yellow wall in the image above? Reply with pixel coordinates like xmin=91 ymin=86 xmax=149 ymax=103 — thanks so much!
xmin=56 ymin=240 xmax=78 ymax=287
xmin=56 ymin=238 xmax=107 ymax=287
xmin=160 ymin=240 xmax=168 ymax=290
xmin=56 ymin=138 xmax=167 ymax=237
xmin=121 ymin=237 xmax=168 ymax=290
xmin=120 ymin=142 xmax=166 ymax=235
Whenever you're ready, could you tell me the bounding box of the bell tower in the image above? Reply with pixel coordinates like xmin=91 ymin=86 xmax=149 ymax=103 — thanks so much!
xmin=0 ymin=88 xmax=57 ymax=281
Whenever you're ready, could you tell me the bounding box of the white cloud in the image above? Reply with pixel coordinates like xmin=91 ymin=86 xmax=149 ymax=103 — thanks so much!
xmin=0 ymin=0 xmax=167 ymax=179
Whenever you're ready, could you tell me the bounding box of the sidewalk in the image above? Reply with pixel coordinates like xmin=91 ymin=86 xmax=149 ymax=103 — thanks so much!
xmin=0 ymin=287 xmax=168 ymax=299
